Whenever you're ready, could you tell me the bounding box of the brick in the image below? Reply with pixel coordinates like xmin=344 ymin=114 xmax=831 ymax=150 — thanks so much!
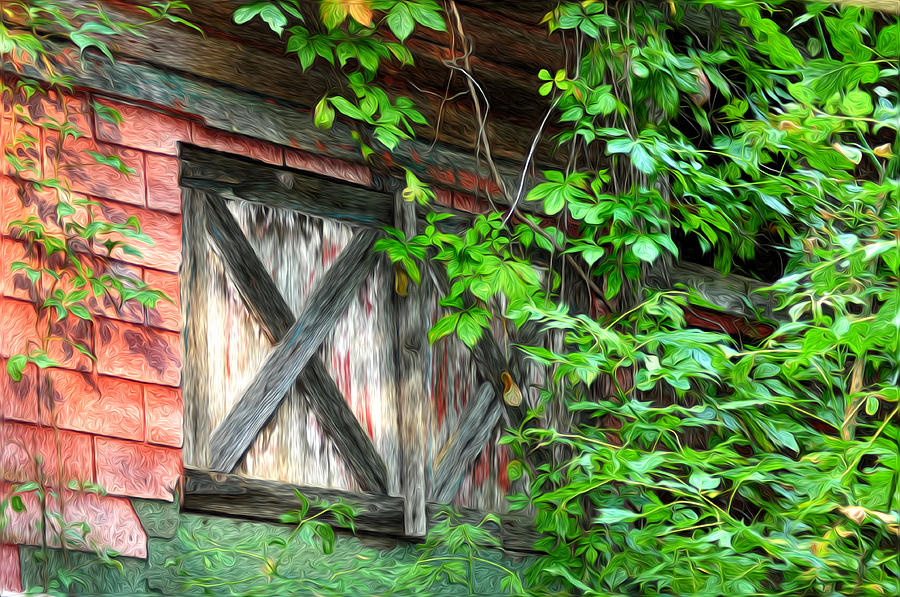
xmin=192 ymin=123 xmax=283 ymax=165
xmin=1 ymin=76 xmax=91 ymax=136
xmin=284 ymin=149 xmax=371 ymax=185
xmin=94 ymin=318 xmax=181 ymax=386
xmin=0 ymin=543 xmax=21 ymax=593
xmin=94 ymin=98 xmax=190 ymax=154
xmin=426 ymin=164 xmax=456 ymax=187
xmin=1 ymin=236 xmax=40 ymax=301
xmin=47 ymin=135 xmax=145 ymax=206
xmin=94 ymin=437 xmax=180 ymax=501
xmin=0 ymin=484 xmax=147 ymax=558
xmin=145 ymin=153 xmax=181 ymax=213
xmin=0 ymin=422 xmax=93 ymax=486
xmin=0 ymin=298 xmax=93 ymax=371
xmin=0 ymin=359 xmax=40 ymax=424
xmin=453 ymin=191 xmax=476 ymax=212
xmin=1 ymin=175 xmax=92 ymax=239
xmin=144 ymin=268 xmax=181 ymax=331
xmin=90 ymin=199 xmax=182 ymax=272
xmin=43 ymin=370 xmax=144 ymax=441
xmin=2 ymin=118 xmax=42 ymax=180
xmin=144 ymin=385 xmax=182 ymax=448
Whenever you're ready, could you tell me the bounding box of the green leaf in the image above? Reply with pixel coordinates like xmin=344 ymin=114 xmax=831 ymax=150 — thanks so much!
xmin=6 ymin=354 xmax=27 ymax=382
xmin=631 ymin=237 xmax=660 ymax=263
xmin=234 ymin=2 xmax=288 ymax=36
xmin=428 ymin=313 xmax=459 ymax=344
xmin=864 ymin=395 xmax=878 ymax=416
xmin=387 ymin=4 xmax=415 ymax=41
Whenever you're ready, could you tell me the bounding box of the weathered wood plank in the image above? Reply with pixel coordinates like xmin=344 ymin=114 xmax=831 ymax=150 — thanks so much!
xmin=180 ymin=145 xmax=393 ymax=228
xmin=16 ymin=0 xmax=557 ymax=164
xmin=181 ymin=189 xmax=212 ymax=468
xmin=183 ymin=468 xmax=541 ymax=552
xmin=203 ymin=192 xmax=389 ymax=493
xmin=208 ymin=229 xmax=380 ymax=473
xmin=424 ymin=503 xmax=541 ymax=554
xmin=646 ymin=260 xmax=781 ymax=321
xmin=183 ymin=468 xmax=404 ymax=536
xmin=432 ymin=383 xmax=502 ymax=504
xmin=394 ymin=190 xmax=429 ymax=537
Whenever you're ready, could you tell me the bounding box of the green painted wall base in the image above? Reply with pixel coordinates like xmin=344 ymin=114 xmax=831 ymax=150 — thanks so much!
xmin=15 ymin=499 xmax=531 ymax=595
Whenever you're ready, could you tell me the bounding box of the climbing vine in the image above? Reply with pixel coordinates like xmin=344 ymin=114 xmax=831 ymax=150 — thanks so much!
xmin=1 ymin=1 xmax=186 ymax=592
xmin=234 ymin=1 xmax=899 ymax=595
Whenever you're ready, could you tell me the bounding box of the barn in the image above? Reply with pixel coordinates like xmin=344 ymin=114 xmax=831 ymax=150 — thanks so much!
xmin=2 ymin=0 xmax=797 ymax=593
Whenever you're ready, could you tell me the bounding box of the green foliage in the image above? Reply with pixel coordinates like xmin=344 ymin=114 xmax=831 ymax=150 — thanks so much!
xmin=168 ymin=494 xmax=523 ymax=595
xmin=362 ymin=1 xmax=899 ymax=595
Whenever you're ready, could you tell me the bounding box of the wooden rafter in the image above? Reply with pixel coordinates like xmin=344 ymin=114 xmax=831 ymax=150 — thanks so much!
xmin=203 ymin=192 xmax=389 ymax=493
xmin=208 ymin=228 xmax=380 ymax=473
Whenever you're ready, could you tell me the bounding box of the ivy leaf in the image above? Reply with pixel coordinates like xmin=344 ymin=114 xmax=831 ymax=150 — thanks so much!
xmin=314 ymin=96 xmax=335 ymax=130
xmin=233 ymin=2 xmax=288 ymax=36
xmin=387 ymin=4 xmax=415 ymax=41
xmin=6 ymin=354 xmax=27 ymax=382
xmin=631 ymin=237 xmax=660 ymax=263
xmin=428 ymin=313 xmax=459 ymax=344
xmin=321 ymin=0 xmax=373 ymax=29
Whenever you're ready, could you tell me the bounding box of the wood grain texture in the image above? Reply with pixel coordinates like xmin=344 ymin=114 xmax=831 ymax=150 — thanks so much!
xmin=208 ymin=229 xmax=380 ymax=472
xmin=203 ymin=193 xmax=389 ymax=493
xmin=394 ymin=191 xmax=429 ymax=537
xmin=181 ymin=188 xmax=212 ymax=467
xmin=183 ymin=468 xmax=404 ymax=535
xmin=183 ymin=468 xmax=541 ymax=552
xmin=431 ymin=383 xmax=502 ymax=504
xmin=180 ymin=145 xmax=392 ymax=228
xmin=33 ymin=0 xmax=560 ymax=161
xmin=646 ymin=260 xmax=781 ymax=321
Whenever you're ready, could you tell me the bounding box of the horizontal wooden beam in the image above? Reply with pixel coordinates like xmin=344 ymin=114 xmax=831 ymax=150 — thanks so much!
xmin=182 ymin=468 xmax=540 ymax=552
xmin=647 ymin=261 xmax=781 ymax=322
xmin=431 ymin=383 xmax=502 ymax=504
xmin=183 ymin=468 xmax=404 ymax=535
xmin=1 ymin=40 xmax=527 ymax=200
xmin=180 ymin=145 xmax=393 ymax=228
xmin=17 ymin=0 xmax=558 ymax=165
xmin=203 ymin=192 xmax=389 ymax=493
xmin=208 ymin=229 xmax=380 ymax=473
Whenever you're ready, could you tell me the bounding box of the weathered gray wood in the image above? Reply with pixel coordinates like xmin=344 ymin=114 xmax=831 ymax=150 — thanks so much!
xmin=430 ymin=268 xmax=528 ymax=432
xmin=394 ymin=190 xmax=429 ymax=537
xmin=183 ymin=468 xmax=541 ymax=552
xmin=646 ymin=260 xmax=782 ymax=321
xmin=183 ymin=468 xmax=404 ymax=535
xmin=208 ymin=229 xmax=380 ymax=472
xmin=181 ymin=189 xmax=212 ymax=468
xmin=181 ymin=145 xmax=392 ymax=228
xmin=203 ymin=192 xmax=389 ymax=493
xmin=432 ymin=383 xmax=502 ymax=503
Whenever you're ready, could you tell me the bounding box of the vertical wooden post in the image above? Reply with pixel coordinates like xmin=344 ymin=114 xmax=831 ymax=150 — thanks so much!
xmin=393 ymin=186 xmax=428 ymax=537
xmin=180 ymin=187 xmax=211 ymax=467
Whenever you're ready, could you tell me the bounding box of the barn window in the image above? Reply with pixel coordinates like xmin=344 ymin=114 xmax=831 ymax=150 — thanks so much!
xmin=176 ymin=145 xmax=533 ymax=542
